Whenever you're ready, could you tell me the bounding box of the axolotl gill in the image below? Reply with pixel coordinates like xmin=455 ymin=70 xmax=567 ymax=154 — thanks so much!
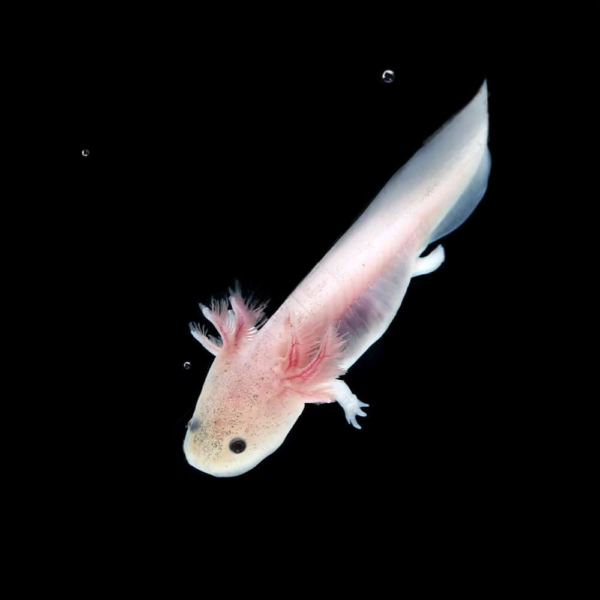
xmin=184 ymin=81 xmax=491 ymax=477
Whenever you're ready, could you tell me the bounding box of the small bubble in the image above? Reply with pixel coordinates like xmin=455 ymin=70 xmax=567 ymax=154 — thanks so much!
xmin=82 ymin=149 xmax=90 ymax=157
xmin=183 ymin=361 xmax=191 ymax=370
xmin=382 ymin=70 xmax=395 ymax=84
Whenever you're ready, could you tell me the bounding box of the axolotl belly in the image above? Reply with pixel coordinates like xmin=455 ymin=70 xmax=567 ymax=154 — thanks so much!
xmin=184 ymin=81 xmax=491 ymax=477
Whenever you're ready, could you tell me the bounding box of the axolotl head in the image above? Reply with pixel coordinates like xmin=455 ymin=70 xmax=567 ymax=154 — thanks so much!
xmin=183 ymin=293 xmax=345 ymax=477
xmin=183 ymin=348 xmax=306 ymax=477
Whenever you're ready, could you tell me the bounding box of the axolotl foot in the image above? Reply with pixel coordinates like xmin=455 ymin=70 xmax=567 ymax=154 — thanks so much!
xmin=332 ymin=380 xmax=369 ymax=429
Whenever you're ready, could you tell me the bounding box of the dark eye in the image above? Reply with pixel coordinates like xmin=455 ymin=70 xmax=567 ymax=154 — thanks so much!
xmin=229 ymin=438 xmax=246 ymax=454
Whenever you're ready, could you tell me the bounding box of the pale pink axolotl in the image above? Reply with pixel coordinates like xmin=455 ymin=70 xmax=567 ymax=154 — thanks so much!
xmin=184 ymin=81 xmax=491 ymax=477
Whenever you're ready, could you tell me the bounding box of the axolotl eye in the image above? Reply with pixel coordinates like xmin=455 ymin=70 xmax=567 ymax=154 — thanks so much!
xmin=229 ymin=438 xmax=246 ymax=454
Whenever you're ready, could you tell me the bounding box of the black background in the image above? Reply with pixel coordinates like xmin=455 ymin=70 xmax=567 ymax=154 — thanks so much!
xmin=38 ymin=12 xmax=594 ymax=578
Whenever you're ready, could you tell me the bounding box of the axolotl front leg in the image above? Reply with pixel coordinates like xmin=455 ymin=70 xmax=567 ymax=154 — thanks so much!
xmin=332 ymin=380 xmax=369 ymax=429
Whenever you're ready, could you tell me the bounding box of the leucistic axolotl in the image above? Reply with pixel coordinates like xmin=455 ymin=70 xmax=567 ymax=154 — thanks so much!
xmin=184 ymin=81 xmax=491 ymax=477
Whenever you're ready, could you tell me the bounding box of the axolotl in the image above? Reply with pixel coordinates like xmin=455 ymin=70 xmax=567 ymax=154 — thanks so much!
xmin=184 ymin=81 xmax=491 ymax=477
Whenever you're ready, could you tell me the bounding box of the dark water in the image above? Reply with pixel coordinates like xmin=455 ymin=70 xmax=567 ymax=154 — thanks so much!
xmin=46 ymin=23 xmax=592 ymax=578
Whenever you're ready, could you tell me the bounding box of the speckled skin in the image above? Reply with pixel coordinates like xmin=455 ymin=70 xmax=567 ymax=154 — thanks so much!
xmin=184 ymin=320 xmax=306 ymax=477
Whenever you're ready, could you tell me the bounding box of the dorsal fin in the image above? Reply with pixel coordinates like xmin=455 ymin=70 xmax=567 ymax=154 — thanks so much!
xmin=429 ymin=146 xmax=491 ymax=243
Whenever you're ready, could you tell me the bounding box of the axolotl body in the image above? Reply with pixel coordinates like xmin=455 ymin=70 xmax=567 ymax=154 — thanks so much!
xmin=184 ymin=81 xmax=491 ymax=477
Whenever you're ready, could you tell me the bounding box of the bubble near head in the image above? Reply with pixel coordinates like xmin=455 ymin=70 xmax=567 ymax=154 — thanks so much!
xmin=82 ymin=149 xmax=90 ymax=157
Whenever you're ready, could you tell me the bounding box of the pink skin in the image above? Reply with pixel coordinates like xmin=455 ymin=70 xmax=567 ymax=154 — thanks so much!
xmin=185 ymin=82 xmax=490 ymax=477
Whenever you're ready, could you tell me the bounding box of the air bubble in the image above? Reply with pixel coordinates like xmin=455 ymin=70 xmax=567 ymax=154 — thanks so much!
xmin=183 ymin=361 xmax=191 ymax=370
xmin=82 ymin=149 xmax=90 ymax=157
xmin=382 ymin=70 xmax=395 ymax=84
